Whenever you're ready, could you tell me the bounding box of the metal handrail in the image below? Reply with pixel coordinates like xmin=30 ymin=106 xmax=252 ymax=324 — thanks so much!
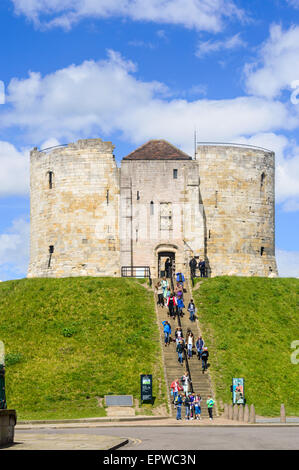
xmin=171 ymin=273 xmax=194 ymax=394
xmin=39 ymin=144 xmax=69 ymax=153
xmin=196 ymin=141 xmax=273 ymax=153
xmin=121 ymin=266 xmax=152 ymax=286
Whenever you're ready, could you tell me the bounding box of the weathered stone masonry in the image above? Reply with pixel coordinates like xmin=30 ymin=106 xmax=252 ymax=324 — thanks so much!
xmin=28 ymin=138 xmax=278 ymax=279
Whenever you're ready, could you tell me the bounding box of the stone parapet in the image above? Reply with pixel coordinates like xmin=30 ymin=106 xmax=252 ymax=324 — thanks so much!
xmin=0 ymin=410 xmax=17 ymax=447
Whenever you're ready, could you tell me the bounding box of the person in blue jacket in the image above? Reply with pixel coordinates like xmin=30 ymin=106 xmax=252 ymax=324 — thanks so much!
xmin=175 ymin=393 xmax=183 ymax=420
xmin=176 ymin=272 xmax=185 ymax=285
xmin=196 ymin=336 xmax=205 ymax=360
xmin=162 ymin=320 xmax=171 ymax=347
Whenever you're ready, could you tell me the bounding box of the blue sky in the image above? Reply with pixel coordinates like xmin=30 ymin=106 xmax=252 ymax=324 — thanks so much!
xmin=0 ymin=0 xmax=299 ymax=280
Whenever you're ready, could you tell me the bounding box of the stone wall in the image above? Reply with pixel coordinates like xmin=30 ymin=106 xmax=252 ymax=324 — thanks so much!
xmin=28 ymin=139 xmax=120 ymax=278
xmin=120 ymin=159 xmax=204 ymax=278
xmin=196 ymin=144 xmax=278 ymax=277
xmin=0 ymin=410 xmax=16 ymax=447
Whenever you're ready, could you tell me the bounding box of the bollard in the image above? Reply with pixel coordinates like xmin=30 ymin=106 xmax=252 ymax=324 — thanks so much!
xmin=228 ymin=404 xmax=233 ymax=420
xmin=244 ymin=404 xmax=249 ymax=422
xmin=249 ymin=404 xmax=256 ymax=423
xmin=233 ymin=405 xmax=239 ymax=420
xmin=238 ymin=405 xmax=244 ymax=421
xmin=224 ymin=403 xmax=229 ymax=419
xmin=280 ymin=404 xmax=286 ymax=424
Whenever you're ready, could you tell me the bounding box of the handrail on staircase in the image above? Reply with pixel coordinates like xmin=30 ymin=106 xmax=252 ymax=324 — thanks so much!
xmin=170 ymin=273 xmax=194 ymax=394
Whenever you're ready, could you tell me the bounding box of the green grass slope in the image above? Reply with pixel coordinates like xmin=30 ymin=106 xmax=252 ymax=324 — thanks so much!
xmin=193 ymin=277 xmax=299 ymax=416
xmin=0 ymin=277 xmax=166 ymax=420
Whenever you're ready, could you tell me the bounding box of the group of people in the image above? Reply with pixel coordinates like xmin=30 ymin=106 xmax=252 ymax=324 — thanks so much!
xmin=170 ymin=377 xmax=215 ymax=420
xmin=156 ymin=275 xmax=198 ymax=323
xmin=189 ymin=256 xmax=206 ymax=278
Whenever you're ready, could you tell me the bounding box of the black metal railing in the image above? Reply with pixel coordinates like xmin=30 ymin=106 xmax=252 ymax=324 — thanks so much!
xmin=171 ymin=274 xmax=194 ymax=394
xmin=121 ymin=266 xmax=152 ymax=286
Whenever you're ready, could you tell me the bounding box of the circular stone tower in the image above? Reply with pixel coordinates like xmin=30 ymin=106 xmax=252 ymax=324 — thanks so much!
xmin=28 ymin=139 xmax=120 ymax=278
xmin=196 ymin=143 xmax=278 ymax=277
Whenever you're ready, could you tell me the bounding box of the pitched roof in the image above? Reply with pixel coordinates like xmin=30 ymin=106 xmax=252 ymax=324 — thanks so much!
xmin=122 ymin=140 xmax=192 ymax=161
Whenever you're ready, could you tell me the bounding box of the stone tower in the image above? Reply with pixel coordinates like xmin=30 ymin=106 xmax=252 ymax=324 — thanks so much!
xmin=196 ymin=144 xmax=277 ymax=276
xmin=28 ymin=139 xmax=120 ymax=278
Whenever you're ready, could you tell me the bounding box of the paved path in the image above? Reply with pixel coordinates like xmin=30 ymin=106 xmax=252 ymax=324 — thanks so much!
xmin=13 ymin=425 xmax=299 ymax=450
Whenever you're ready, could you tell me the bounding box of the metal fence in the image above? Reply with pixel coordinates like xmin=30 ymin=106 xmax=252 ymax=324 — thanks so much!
xmin=121 ymin=266 xmax=152 ymax=286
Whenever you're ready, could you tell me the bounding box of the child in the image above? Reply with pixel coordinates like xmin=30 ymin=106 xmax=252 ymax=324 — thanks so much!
xmin=194 ymin=394 xmax=202 ymax=420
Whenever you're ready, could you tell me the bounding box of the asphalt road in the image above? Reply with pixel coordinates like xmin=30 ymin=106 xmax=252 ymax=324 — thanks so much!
xmin=16 ymin=426 xmax=299 ymax=450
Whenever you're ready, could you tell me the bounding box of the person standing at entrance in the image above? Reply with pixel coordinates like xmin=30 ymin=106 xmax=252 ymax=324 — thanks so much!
xmin=198 ymin=259 xmax=206 ymax=278
xmin=189 ymin=256 xmax=197 ymax=278
xmin=165 ymin=258 xmax=172 ymax=278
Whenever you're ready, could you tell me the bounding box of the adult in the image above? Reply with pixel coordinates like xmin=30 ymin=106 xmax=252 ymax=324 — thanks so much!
xmin=170 ymin=378 xmax=183 ymax=403
xmin=181 ymin=371 xmax=190 ymax=396
xmin=162 ymin=320 xmax=171 ymax=347
xmin=198 ymin=259 xmax=206 ymax=278
xmin=195 ymin=336 xmax=204 ymax=360
xmin=175 ymin=327 xmax=183 ymax=344
xmin=161 ymin=277 xmax=169 ymax=304
xmin=175 ymin=393 xmax=183 ymax=420
xmin=184 ymin=394 xmax=191 ymax=420
xmin=187 ymin=331 xmax=194 ymax=359
xmin=201 ymin=346 xmax=209 ymax=373
xmin=176 ymin=296 xmax=185 ymax=317
xmin=167 ymin=292 xmax=177 ymax=318
xmin=176 ymin=272 xmax=185 ymax=285
xmin=156 ymin=282 xmax=164 ymax=307
xmin=206 ymin=396 xmax=215 ymax=420
xmin=165 ymin=258 xmax=172 ymax=278
xmin=176 ymin=340 xmax=184 ymax=365
xmin=189 ymin=256 xmax=197 ymax=278
xmin=187 ymin=299 xmax=196 ymax=322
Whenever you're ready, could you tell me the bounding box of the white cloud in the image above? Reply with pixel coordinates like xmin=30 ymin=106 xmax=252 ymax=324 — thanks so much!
xmin=276 ymin=249 xmax=299 ymax=278
xmin=0 ymin=141 xmax=29 ymax=196
xmin=1 ymin=51 xmax=297 ymax=147
xmin=0 ymin=50 xmax=299 ymax=210
xmin=11 ymin=0 xmax=244 ymax=32
xmin=0 ymin=218 xmax=30 ymax=278
xmin=286 ymin=0 xmax=299 ymax=8
xmin=245 ymin=24 xmax=299 ymax=99
xmin=196 ymin=33 xmax=246 ymax=58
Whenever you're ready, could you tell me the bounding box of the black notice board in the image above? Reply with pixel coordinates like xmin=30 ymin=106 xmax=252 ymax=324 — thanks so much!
xmin=140 ymin=374 xmax=152 ymax=402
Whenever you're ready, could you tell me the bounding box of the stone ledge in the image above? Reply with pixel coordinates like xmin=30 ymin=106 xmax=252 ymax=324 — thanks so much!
xmin=0 ymin=410 xmax=17 ymax=447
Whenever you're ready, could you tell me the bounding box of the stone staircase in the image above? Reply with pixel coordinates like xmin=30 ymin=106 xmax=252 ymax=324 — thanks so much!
xmin=154 ymin=277 xmax=213 ymax=418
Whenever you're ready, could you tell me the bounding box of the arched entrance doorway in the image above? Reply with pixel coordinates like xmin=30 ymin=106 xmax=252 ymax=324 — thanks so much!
xmin=158 ymin=251 xmax=175 ymax=278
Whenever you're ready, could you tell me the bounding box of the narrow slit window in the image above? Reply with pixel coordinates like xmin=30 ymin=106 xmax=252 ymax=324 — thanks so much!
xmin=136 ymin=229 xmax=138 ymax=242
xmin=48 ymin=171 xmax=53 ymax=189
xmin=150 ymin=201 xmax=154 ymax=215
xmin=261 ymin=172 xmax=266 ymax=188
xmin=48 ymin=245 xmax=54 ymax=268
xmin=215 ymin=190 xmax=218 ymax=208
xmin=137 ymin=191 xmax=140 ymax=200
xmin=106 ymin=189 xmax=109 ymax=205
xmin=173 ymin=169 xmax=178 ymax=179
xmin=261 ymin=246 xmax=265 ymax=256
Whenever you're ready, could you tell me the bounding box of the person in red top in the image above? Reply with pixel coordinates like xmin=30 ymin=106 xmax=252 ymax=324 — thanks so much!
xmin=170 ymin=378 xmax=183 ymax=403
xmin=167 ymin=292 xmax=177 ymax=318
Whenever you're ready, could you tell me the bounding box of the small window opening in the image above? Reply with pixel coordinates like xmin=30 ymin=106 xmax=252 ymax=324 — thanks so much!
xmin=136 ymin=229 xmax=138 ymax=242
xmin=48 ymin=171 xmax=53 ymax=189
xmin=260 ymin=246 xmax=265 ymax=256
xmin=106 ymin=189 xmax=109 ymax=205
xmin=150 ymin=201 xmax=154 ymax=215
xmin=173 ymin=169 xmax=178 ymax=179
xmin=215 ymin=191 xmax=218 ymax=208
xmin=208 ymin=230 xmax=211 ymax=239
xmin=48 ymin=245 xmax=54 ymax=268
xmin=261 ymin=172 xmax=266 ymax=188
xmin=137 ymin=191 xmax=140 ymax=200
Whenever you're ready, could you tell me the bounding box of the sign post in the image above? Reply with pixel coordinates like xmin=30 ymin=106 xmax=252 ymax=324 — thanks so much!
xmin=140 ymin=374 xmax=153 ymax=405
xmin=231 ymin=378 xmax=245 ymax=405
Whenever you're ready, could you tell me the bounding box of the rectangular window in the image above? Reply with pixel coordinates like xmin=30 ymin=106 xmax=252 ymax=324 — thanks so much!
xmin=173 ymin=169 xmax=178 ymax=179
xmin=137 ymin=191 xmax=140 ymax=200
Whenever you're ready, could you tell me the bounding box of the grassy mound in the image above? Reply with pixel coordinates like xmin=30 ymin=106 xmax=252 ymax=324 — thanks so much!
xmin=193 ymin=277 xmax=299 ymax=416
xmin=0 ymin=277 xmax=166 ymax=420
